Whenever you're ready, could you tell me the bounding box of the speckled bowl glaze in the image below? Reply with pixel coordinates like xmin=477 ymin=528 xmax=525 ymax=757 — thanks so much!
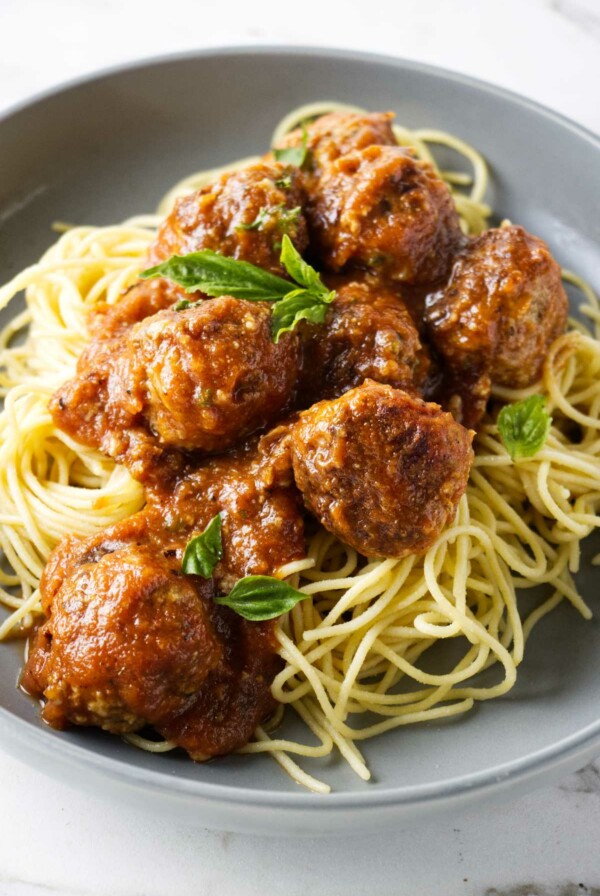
xmin=0 ymin=47 xmax=599 ymax=835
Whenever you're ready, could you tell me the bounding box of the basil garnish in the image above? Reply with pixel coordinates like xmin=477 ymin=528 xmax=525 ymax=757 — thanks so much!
xmin=181 ymin=514 xmax=223 ymax=578
xmin=270 ymin=288 xmax=332 ymax=342
xmin=214 ymin=575 xmax=309 ymax=621
xmin=181 ymin=517 xmax=308 ymax=619
xmin=141 ymin=251 xmax=291 ymax=303
xmin=141 ymin=235 xmax=335 ymax=342
xmin=497 ymin=394 xmax=551 ymax=460
xmin=236 ymin=204 xmax=301 ymax=235
xmin=274 ymin=173 xmax=292 ymax=189
xmin=236 ymin=206 xmax=273 ymax=232
xmin=273 ymin=123 xmax=310 ymax=168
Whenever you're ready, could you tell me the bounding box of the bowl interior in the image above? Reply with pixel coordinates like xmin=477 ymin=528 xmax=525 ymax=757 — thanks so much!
xmin=0 ymin=47 xmax=599 ymax=803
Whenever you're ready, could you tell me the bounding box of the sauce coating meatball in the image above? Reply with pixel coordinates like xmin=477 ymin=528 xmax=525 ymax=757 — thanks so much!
xmin=148 ymin=161 xmax=308 ymax=277
xmin=23 ymin=528 xmax=281 ymax=757
xmin=290 ymin=381 xmax=474 ymax=558
xmin=300 ymin=277 xmax=432 ymax=404
xmin=147 ymin=427 xmax=306 ymax=593
xmin=88 ymin=277 xmax=183 ymax=340
xmin=308 ymin=145 xmax=464 ymax=283
xmin=51 ymin=297 xmax=302 ymax=477
xmin=127 ymin=298 xmax=301 ymax=452
xmin=424 ymin=225 xmax=568 ymax=426
xmin=272 ymin=111 xmax=397 ymax=182
xmin=24 ymin=540 xmax=223 ymax=734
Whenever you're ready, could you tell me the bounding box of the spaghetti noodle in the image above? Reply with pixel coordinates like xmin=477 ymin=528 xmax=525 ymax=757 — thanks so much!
xmin=0 ymin=104 xmax=599 ymax=793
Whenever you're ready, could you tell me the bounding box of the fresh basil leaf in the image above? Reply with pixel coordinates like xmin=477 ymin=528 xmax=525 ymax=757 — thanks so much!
xmin=214 ymin=575 xmax=309 ymax=621
xmin=273 ymin=122 xmax=310 ymax=168
xmin=279 ymin=235 xmax=334 ymax=302
xmin=236 ymin=204 xmax=301 ymax=236
xmin=497 ymin=394 xmax=551 ymax=460
xmin=275 ymin=173 xmax=292 ymax=189
xmin=142 ymin=239 xmax=336 ymax=342
xmin=236 ymin=206 xmax=273 ymax=232
xmin=174 ymin=298 xmax=203 ymax=312
xmin=271 ymin=288 xmax=331 ymax=343
xmin=277 ymin=206 xmax=301 ymax=235
xmin=181 ymin=514 xmax=223 ymax=578
xmin=140 ymin=251 xmax=292 ymax=302
xmin=273 ymin=145 xmax=306 ymax=167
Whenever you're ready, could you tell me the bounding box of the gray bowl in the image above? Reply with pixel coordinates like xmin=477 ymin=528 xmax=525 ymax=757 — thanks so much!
xmin=1 ymin=47 xmax=599 ymax=836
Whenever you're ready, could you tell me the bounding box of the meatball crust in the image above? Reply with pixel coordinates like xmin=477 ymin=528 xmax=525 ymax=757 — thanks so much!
xmin=425 ymin=225 xmax=568 ymax=386
xmin=290 ymin=381 xmax=474 ymax=558
xmin=300 ymin=277 xmax=432 ymax=403
xmin=424 ymin=225 xmax=568 ymax=424
xmin=272 ymin=111 xmax=397 ymax=182
xmin=148 ymin=161 xmax=308 ymax=276
xmin=24 ymin=543 xmax=222 ymax=734
xmin=158 ymin=605 xmax=281 ymax=759
xmin=308 ymin=144 xmax=464 ymax=283
xmin=23 ymin=506 xmax=286 ymax=757
xmin=51 ymin=297 xmax=302 ymax=474
xmin=128 ymin=297 xmax=301 ymax=452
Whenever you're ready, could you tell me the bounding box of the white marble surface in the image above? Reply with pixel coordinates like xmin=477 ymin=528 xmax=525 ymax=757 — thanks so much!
xmin=1 ymin=0 xmax=600 ymax=893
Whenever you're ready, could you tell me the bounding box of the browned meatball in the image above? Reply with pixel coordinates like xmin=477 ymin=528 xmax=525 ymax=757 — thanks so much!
xmin=24 ymin=540 xmax=223 ymax=734
xmin=300 ymin=277 xmax=432 ymax=404
xmin=148 ymin=161 xmax=308 ymax=276
xmin=23 ymin=521 xmax=282 ymax=758
xmin=272 ymin=111 xmax=397 ymax=182
xmin=290 ymin=381 xmax=474 ymax=558
xmin=308 ymin=145 xmax=464 ymax=283
xmin=51 ymin=297 xmax=302 ymax=476
xmin=127 ymin=298 xmax=301 ymax=452
xmin=424 ymin=225 xmax=569 ymax=426
xmin=158 ymin=610 xmax=281 ymax=759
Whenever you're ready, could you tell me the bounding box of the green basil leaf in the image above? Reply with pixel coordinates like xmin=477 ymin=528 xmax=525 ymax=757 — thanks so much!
xmin=140 ymin=251 xmax=292 ymax=302
xmin=274 ymin=173 xmax=292 ymax=190
xmin=273 ymin=145 xmax=306 ymax=167
xmin=497 ymin=394 xmax=551 ymax=460
xmin=141 ymin=238 xmax=336 ymax=342
xmin=277 ymin=206 xmax=302 ymax=235
xmin=236 ymin=204 xmax=301 ymax=236
xmin=279 ymin=235 xmax=334 ymax=302
xmin=181 ymin=514 xmax=223 ymax=578
xmin=273 ymin=123 xmax=310 ymax=168
xmin=271 ymin=288 xmax=331 ymax=343
xmin=214 ymin=575 xmax=309 ymax=621
xmin=236 ymin=206 xmax=273 ymax=232
xmin=174 ymin=298 xmax=202 ymax=312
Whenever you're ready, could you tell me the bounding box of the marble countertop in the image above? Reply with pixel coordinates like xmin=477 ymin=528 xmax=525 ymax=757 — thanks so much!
xmin=1 ymin=1 xmax=599 ymax=893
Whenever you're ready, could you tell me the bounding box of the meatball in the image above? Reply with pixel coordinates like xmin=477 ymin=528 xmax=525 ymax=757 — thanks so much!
xmin=300 ymin=277 xmax=432 ymax=403
xmin=308 ymin=145 xmax=464 ymax=283
xmin=158 ymin=607 xmax=281 ymax=759
xmin=51 ymin=297 xmax=302 ymax=475
xmin=23 ymin=524 xmax=282 ymax=757
xmin=272 ymin=111 xmax=397 ymax=182
xmin=24 ymin=541 xmax=223 ymax=733
xmin=148 ymin=161 xmax=308 ymax=276
xmin=290 ymin=381 xmax=474 ymax=558
xmin=128 ymin=298 xmax=301 ymax=452
xmin=424 ymin=225 xmax=568 ymax=425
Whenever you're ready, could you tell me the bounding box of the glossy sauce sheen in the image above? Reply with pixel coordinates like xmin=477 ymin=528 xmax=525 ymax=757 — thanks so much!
xmin=23 ymin=112 xmax=568 ymax=760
